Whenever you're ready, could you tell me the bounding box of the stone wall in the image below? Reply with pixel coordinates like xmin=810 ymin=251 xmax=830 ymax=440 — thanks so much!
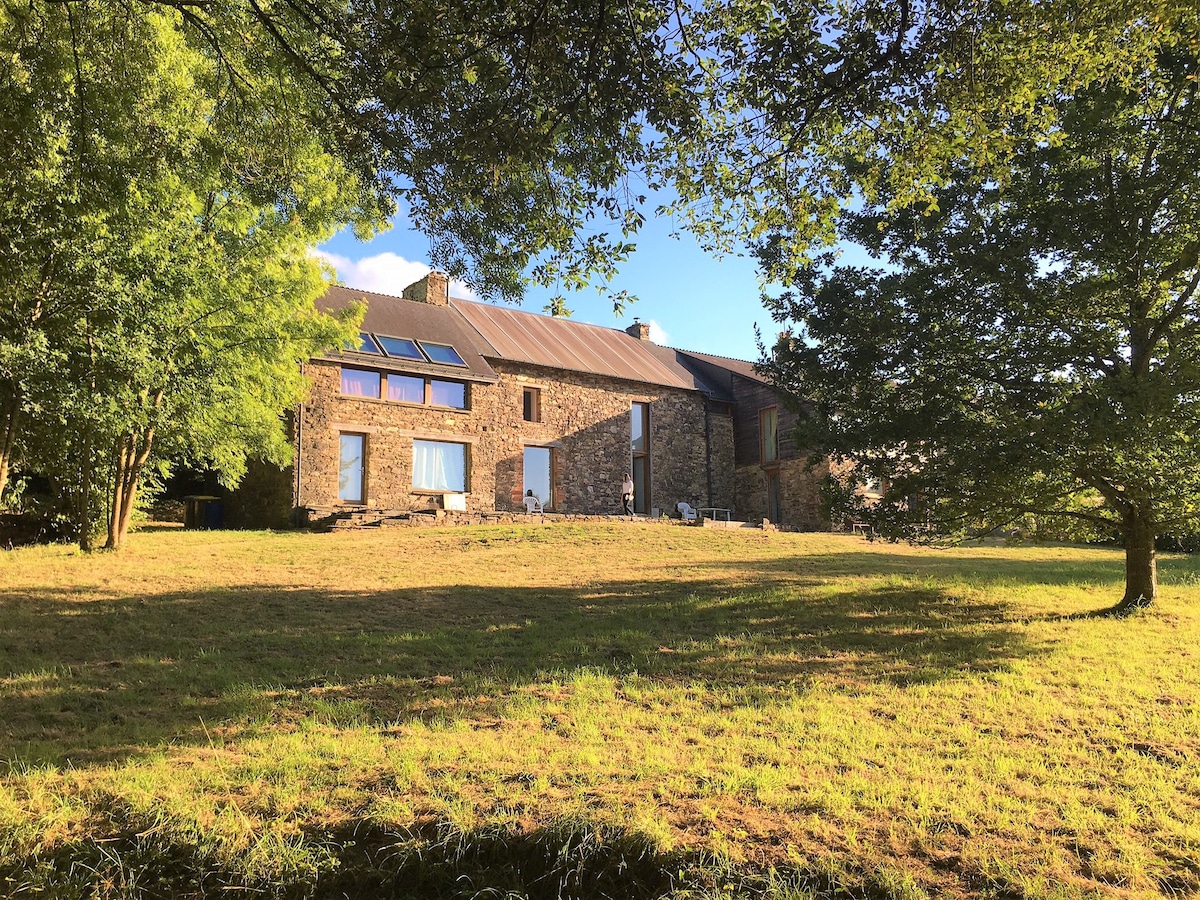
xmin=294 ymin=358 xmax=733 ymax=518
xmin=734 ymin=457 xmax=832 ymax=529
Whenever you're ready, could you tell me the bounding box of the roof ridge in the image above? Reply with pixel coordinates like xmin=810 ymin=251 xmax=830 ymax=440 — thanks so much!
xmin=325 ymin=283 xmax=409 ymax=302
xmin=451 ymin=296 xmax=644 ymax=338
xmin=673 ymin=346 xmax=759 ymax=367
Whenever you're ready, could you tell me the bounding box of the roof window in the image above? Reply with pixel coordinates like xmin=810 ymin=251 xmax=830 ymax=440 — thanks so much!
xmin=416 ymin=341 xmax=467 ymax=366
xmin=348 ymin=332 xmax=383 ymax=354
xmin=374 ymin=335 xmax=424 ymax=360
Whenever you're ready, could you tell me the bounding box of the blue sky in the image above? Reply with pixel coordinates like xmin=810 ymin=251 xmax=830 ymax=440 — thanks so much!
xmin=316 ymin=207 xmax=781 ymax=364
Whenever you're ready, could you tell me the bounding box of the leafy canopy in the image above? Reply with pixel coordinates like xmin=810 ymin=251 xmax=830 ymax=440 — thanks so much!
xmin=755 ymin=11 xmax=1200 ymax=609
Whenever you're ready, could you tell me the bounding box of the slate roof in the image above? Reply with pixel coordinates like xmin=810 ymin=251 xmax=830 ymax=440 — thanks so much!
xmin=676 ymin=349 xmax=770 ymax=385
xmin=314 ymin=284 xmax=757 ymax=397
xmin=316 ymin=285 xmax=498 ymax=383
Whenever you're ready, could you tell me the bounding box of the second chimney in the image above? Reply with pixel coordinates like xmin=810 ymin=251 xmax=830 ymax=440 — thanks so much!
xmin=625 ymin=318 xmax=651 ymax=342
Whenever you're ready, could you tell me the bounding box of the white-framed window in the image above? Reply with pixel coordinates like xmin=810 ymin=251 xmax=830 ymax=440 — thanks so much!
xmin=412 ymin=440 xmax=468 ymax=492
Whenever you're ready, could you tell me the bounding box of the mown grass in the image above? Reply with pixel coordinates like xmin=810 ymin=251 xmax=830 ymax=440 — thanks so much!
xmin=1 ymin=524 xmax=1198 ymax=898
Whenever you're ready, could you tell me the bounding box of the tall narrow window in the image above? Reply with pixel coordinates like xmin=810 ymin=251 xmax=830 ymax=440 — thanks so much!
xmin=412 ymin=440 xmax=467 ymax=492
xmin=523 ymin=387 xmax=541 ymax=422
xmin=338 ymin=433 xmax=366 ymax=503
xmin=760 ymin=407 xmax=779 ymax=463
xmin=631 ymin=401 xmax=650 ymax=514
xmin=766 ymin=470 xmax=782 ymax=523
xmin=523 ymin=446 xmax=553 ymax=508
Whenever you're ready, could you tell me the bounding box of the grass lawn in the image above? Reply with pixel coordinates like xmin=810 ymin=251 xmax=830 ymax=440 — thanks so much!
xmin=1 ymin=523 xmax=1198 ymax=899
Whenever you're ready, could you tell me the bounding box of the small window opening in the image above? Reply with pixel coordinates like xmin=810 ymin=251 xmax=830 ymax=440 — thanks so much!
xmin=523 ymin=387 xmax=541 ymax=423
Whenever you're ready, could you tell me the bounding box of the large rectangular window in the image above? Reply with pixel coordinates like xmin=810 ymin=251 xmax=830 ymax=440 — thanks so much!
xmin=430 ymin=379 xmax=466 ymax=409
xmin=760 ymin=407 xmax=779 ymax=463
xmin=631 ymin=401 xmax=650 ymax=514
xmin=523 ymin=446 xmax=553 ymax=509
xmin=412 ymin=440 xmax=467 ymax=492
xmin=387 ymin=373 xmax=425 ymax=403
xmin=338 ymin=433 xmax=366 ymax=503
xmin=341 ymin=367 xmax=381 ymax=398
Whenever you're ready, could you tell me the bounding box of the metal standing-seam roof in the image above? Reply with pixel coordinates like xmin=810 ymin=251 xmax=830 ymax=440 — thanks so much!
xmin=452 ymin=298 xmax=701 ymax=391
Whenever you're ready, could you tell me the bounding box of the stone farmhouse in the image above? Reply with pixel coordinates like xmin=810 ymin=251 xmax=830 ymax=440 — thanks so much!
xmin=279 ymin=272 xmax=833 ymax=528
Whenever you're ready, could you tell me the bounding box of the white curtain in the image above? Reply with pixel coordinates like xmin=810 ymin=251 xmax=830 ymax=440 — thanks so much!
xmin=412 ymin=440 xmax=466 ymax=491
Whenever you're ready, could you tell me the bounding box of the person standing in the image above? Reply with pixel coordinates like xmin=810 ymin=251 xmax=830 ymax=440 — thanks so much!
xmin=621 ymin=474 xmax=634 ymax=517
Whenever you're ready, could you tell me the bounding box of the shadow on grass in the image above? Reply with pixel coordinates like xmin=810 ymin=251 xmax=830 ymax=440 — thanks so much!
xmin=0 ymin=550 xmax=1053 ymax=768
xmin=2 ymin=802 xmax=922 ymax=900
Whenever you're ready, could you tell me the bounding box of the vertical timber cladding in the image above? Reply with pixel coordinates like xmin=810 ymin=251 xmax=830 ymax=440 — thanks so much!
xmin=295 ymin=357 xmax=724 ymax=516
xmin=727 ymin=376 xmax=830 ymax=529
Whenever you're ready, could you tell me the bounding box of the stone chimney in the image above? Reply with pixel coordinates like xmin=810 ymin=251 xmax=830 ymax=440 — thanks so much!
xmin=401 ymin=271 xmax=449 ymax=306
xmin=625 ymin=318 xmax=651 ymax=342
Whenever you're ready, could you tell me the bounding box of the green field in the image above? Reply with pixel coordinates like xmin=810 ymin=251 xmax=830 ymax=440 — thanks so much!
xmin=1 ymin=524 xmax=1198 ymax=898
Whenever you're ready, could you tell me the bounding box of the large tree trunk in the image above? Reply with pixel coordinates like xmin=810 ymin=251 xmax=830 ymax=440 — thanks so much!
xmin=105 ymin=428 xmax=154 ymax=551
xmin=0 ymin=384 xmax=21 ymax=501
xmin=1116 ymin=510 xmax=1157 ymax=613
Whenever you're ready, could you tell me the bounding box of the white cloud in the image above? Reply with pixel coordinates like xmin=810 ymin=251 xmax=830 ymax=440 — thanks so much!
xmin=647 ymin=319 xmax=670 ymax=345
xmin=313 ymin=250 xmax=476 ymax=300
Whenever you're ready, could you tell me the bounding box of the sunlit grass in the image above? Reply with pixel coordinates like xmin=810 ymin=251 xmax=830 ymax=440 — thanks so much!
xmin=1 ymin=524 xmax=1198 ymax=897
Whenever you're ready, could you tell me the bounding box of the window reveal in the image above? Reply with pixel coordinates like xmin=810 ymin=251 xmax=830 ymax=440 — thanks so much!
xmin=523 ymin=387 xmax=541 ymax=422
xmin=412 ymin=440 xmax=467 ymax=492
xmin=523 ymin=446 xmax=553 ymax=508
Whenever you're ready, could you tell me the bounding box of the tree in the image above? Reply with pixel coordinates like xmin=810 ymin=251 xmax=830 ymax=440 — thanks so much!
xmin=664 ymin=0 xmax=1185 ymax=259
xmin=0 ymin=2 xmax=378 ymax=544
xmin=757 ymin=31 xmax=1200 ymax=612
xmin=1 ymin=0 xmax=689 ymax=544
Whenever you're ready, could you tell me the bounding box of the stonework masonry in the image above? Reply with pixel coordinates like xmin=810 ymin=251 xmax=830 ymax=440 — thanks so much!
xmin=734 ymin=457 xmax=832 ymax=529
xmin=294 ymin=358 xmax=735 ymax=518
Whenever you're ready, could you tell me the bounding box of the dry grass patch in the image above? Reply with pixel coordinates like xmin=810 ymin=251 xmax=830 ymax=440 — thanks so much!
xmin=1 ymin=524 xmax=1199 ymax=898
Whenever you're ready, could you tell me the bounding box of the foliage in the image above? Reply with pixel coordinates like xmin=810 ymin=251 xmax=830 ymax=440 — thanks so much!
xmin=691 ymin=3 xmax=1200 ymax=609
xmin=0 ymin=1 xmax=382 ymax=547
xmin=0 ymin=0 xmax=704 ymax=547
xmin=663 ymin=0 xmax=1193 ymax=263
xmin=2 ymin=525 xmax=1199 ymax=897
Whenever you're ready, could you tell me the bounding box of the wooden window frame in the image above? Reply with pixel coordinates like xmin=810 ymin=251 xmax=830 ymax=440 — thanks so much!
xmin=523 ymin=386 xmax=542 ymax=423
xmin=759 ymin=406 xmax=779 ymax=465
xmin=337 ymin=431 xmax=368 ymax=504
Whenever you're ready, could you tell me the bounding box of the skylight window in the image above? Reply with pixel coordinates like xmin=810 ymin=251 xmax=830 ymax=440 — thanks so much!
xmin=374 ymin=335 xmax=424 ymax=360
xmin=349 ymin=332 xmax=382 ymax=354
xmin=416 ymin=341 xmax=467 ymax=366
